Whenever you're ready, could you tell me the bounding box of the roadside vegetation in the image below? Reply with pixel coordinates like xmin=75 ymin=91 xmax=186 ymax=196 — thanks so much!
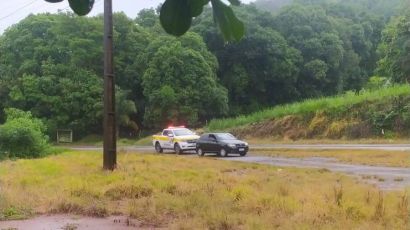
xmin=208 ymin=85 xmax=410 ymax=141
xmin=208 ymin=85 xmax=410 ymax=130
xmin=254 ymin=149 xmax=410 ymax=168
xmin=0 ymin=151 xmax=409 ymax=229
xmin=0 ymin=108 xmax=50 ymax=159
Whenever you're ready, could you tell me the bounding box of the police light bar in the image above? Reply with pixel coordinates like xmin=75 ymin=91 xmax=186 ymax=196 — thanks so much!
xmin=167 ymin=125 xmax=185 ymax=129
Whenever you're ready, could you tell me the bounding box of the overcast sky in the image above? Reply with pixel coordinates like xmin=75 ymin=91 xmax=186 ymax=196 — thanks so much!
xmin=0 ymin=0 xmax=254 ymax=34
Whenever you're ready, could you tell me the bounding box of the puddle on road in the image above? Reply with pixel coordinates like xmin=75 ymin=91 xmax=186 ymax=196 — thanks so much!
xmin=225 ymin=156 xmax=410 ymax=190
xmin=0 ymin=215 xmax=154 ymax=230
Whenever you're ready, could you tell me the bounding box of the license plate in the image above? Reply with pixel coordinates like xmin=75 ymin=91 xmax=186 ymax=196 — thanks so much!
xmin=239 ymin=148 xmax=245 ymax=151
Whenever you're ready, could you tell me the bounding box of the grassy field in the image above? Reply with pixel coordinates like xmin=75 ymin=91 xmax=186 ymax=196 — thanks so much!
xmin=0 ymin=151 xmax=409 ymax=229
xmin=253 ymin=149 xmax=410 ymax=168
xmin=207 ymin=85 xmax=410 ymax=131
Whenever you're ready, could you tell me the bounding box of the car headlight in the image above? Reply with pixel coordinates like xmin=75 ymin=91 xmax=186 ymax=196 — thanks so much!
xmin=228 ymin=144 xmax=236 ymax=148
xmin=244 ymin=142 xmax=248 ymax=146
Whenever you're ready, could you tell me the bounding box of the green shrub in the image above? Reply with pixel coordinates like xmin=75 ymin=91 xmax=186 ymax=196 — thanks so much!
xmin=0 ymin=108 xmax=49 ymax=159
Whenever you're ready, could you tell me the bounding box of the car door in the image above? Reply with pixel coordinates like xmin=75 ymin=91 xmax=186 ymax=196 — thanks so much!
xmin=166 ymin=130 xmax=175 ymax=148
xmin=197 ymin=135 xmax=208 ymax=151
xmin=208 ymin=134 xmax=219 ymax=152
xmin=161 ymin=130 xmax=172 ymax=148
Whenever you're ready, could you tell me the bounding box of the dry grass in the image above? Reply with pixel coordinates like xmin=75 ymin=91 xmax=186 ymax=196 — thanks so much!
xmin=208 ymin=85 xmax=410 ymax=131
xmin=0 ymin=151 xmax=409 ymax=229
xmin=254 ymin=149 xmax=410 ymax=167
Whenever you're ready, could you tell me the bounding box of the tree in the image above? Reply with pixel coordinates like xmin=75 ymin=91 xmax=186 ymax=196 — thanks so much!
xmin=141 ymin=33 xmax=228 ymax=128
xmin=0 ymin=13 xmax=137 ymax=139
xmin=193 ymin=5 xmax=302 ymax=115
xmin=377 ymin=13 xmax=410 ymax=82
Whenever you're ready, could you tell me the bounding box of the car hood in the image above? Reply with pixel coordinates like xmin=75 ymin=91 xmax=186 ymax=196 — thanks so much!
xmin=174 ymin=135 xmax=200 ymax=141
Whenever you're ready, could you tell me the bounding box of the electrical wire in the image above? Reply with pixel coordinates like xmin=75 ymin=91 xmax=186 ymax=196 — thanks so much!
xmin=0 ymin=0 xmax=38 ymax=21
xmin=1 ymin=0 xmax=35 ymax=13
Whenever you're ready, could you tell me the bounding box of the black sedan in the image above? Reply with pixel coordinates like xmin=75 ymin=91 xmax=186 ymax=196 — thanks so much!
xmin=196 ymin=133 xmax=249 ymax=157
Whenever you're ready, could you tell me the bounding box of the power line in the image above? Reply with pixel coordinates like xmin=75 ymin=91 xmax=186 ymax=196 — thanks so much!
xmin=1 ymin=0 xmax=35 ymax=13
xmin=0 ymin=0 xmax=38 ymax=21
xmin=0 ymin=0 xmax=102 ymax=29
xmin=0 ymin=0 xmax=104 ymax=33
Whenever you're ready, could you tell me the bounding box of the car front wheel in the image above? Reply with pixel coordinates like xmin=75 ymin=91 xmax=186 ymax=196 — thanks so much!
xmin=220 ymin=148 xmax=228 ymax=157
xmin=240 ymin=151 xmax=247 ymax=157
xmin=155 ymin=142 xmax=163 ymax=153
xmin=197 ymin=148 xmax=204 ymax=157
xmin=174 ymin=143 xmax=183 ymax=155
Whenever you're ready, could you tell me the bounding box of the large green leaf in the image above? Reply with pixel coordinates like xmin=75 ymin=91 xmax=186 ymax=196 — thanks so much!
xmin=160 ymin=0 xmax=192 ymax=36
xmin=211 ymin=0 xmax=245 ymax=42
xmin=188 ymin=0 xmax=210 ymax=17
xmin=68 ymin=0 xmax=95 ymax=16
xmin=44 ymin=0 xmax=244 ymax=41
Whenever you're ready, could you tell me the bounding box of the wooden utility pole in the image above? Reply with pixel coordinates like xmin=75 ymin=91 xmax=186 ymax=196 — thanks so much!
xmin=103 ymin=0 xmax=116 ymax=170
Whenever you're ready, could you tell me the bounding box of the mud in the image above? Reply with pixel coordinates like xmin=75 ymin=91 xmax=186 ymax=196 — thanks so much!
xmin=224 ymin=156 xmax=410 ymax=190
xmin=0 ymin=215 xmax=158 ymax=230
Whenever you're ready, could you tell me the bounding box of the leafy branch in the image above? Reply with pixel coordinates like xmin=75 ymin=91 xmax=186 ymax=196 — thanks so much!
xmin=44 ymin=0 xmax=244 ymax=41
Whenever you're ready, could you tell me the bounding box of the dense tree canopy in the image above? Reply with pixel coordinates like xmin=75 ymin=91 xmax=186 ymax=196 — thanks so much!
xmin=140 ymin=32 xmax=228 ymax=128
xmin=0 ymin=13 xmax=137 ymax=138
xmin=1 ymin=0 xmax=409 ymax=137
xmin=377 ymin=10 xmax=410 ymax=83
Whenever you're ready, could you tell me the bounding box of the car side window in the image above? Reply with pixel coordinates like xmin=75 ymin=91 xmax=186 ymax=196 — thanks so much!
xmin=209 ymin=134 xmax=216 ymax=141
xmin=163 ymin=130 xmax=169 ymax=136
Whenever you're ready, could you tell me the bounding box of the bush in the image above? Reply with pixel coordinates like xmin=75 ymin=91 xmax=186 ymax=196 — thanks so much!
xmin=0 ymin=108 xmax=49 ymax=159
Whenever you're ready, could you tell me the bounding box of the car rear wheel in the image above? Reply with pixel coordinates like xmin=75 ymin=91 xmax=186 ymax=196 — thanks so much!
xmin=197 ymin=148 xmax=204 ymax=156
xmin=174 ymin=143 xmax=183 ymax=155
xmin=220 ymin=148 xmax=228 ymax=157
xmin=155 ymin=142 xmax=163 ymax=153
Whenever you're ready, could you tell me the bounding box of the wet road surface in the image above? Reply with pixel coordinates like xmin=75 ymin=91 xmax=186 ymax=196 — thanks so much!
xmin=70 ymin=144 xmax=410 ymax=152
xmin=224 ymin=156 xmax=410 ymax=190
xmin=0 ymin=215 xmax=159 ymax=230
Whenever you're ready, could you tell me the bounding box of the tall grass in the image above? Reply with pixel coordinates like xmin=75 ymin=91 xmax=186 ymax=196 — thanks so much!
xmin=207 ymin=85 xmax=410 ymax=131
xmin=0 ymin=151 xmax=408 ymax=228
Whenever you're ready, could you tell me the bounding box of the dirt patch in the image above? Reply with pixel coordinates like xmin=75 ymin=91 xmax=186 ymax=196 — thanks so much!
xmin=0 ymin=215 xmax=164 ymax=230
xmin=232 ymin=112 xmax=373 ymax=141
xmin=232 ymin=115 xmax=308 ymax=140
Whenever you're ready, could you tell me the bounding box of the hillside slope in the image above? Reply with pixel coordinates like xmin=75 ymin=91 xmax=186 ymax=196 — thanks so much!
xmin=207 ymin=85 xmax=410 ymax=140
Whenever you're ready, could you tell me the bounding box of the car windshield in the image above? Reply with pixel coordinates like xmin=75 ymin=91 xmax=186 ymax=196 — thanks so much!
xmin=173 ymin=129 xmax=194 ymax=136
xmin=215 ymin=133 xmax=237 ymax=140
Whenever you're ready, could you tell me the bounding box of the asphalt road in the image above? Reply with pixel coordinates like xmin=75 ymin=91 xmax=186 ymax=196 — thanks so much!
xmin=225 ymin=156 xmax=410 ymax=190
xmin=70 ymin=144 xmax=410 ymax=152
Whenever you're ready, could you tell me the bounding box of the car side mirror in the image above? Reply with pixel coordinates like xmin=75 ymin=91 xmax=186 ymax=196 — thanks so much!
xmin=168 ymin=134 xmax=174 ymax=137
